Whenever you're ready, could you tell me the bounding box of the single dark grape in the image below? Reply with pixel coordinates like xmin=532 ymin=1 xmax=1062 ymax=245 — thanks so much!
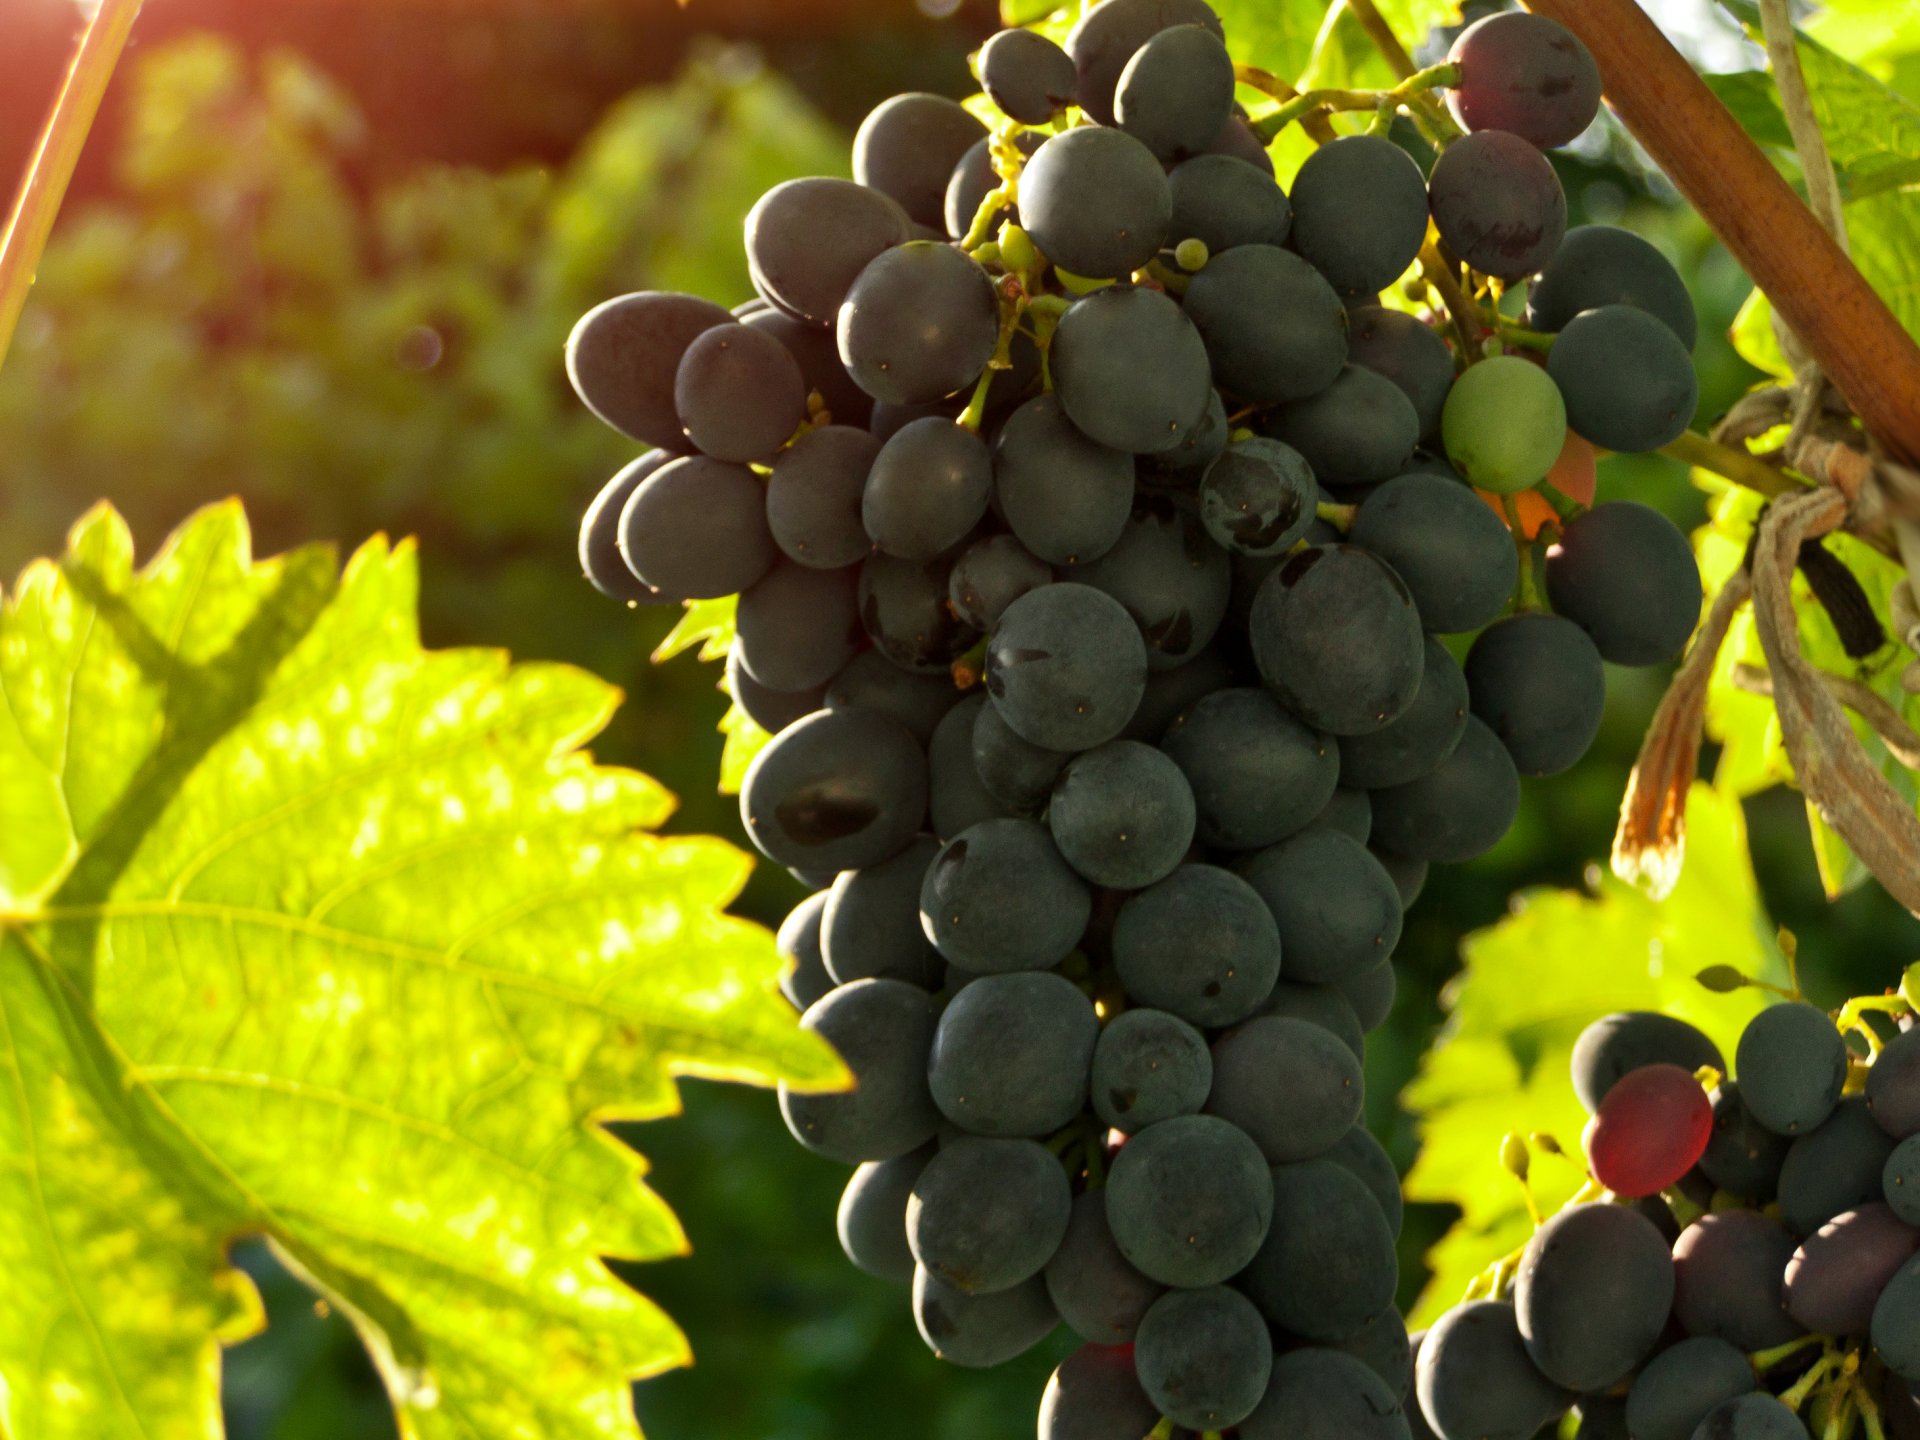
xmin=1778 ymin=1097 xmax=1899 ymax=1236
xmin=1048 ymin=739 xmax=1197 ymax=889
xmin=971 ymin=698 xmax=1070 ymax=813
xmin=779 ymin=979 xmax=940 ymax=1162
xmin=1337 ymin=954 xmax=1397 ymax=1033
xmin=1103 ymin=1114 xmax=1274 ymax=1287
xmin=1325 ymin=1126 xmax=1404 ymax=1237
xmin=734 ymin=562 xmax=862 ymax=693
xmin=838 ymin=241 xmax=999 ymax=406
xmin=1113 ymin=864 xmax=1281 ymax=1027
xmin=566 ymin=290 xmax=732 ymax=448
xmin=1624 ymin=1337 xmax=1756 ymax=1440
xmin=1736 ymin=1002 xmax=1848 ymax=1137
xmin=1288 ymin=134 xmax=1431 ymax=296
xmin=1065 ymin=0 xmax=1226 ymax=126
xmin=907 ymin=1135 xmax=1072 ymax=1292
xmin=862 ymin=416 xmax=991 ymax=560
xmin=1346 ymin=308 xmax=1456 ymax=442
xmin=919 ymin=818 xmax=1092 ymax=973
xmin=1371 ymin=715 xmax=1521 ymax=864
xmin=1020 ymin=126 xmax=1172 ymax=280
xmin=1872 ymin=1028 xmax=1920 ymax=1138
xmin=859 ymin=552 xmax=977 ymax=675
xmin=1528 ymin=224 xmax=1698 ymax=349
xmin=1312 ymin=785 xmax=1374 ymax=845
xmin=1135 ymin=1285 xmax=1273 ymax=1429
xmin=1161 ymin=686 xmax=1338 ymax=850
xmin=1350 ymin=472 xmax=1516 ymax=634
xmin=1198 ymin=437 xmax=1318 ymax=557
xmin=979 ymin=27 xmax=1078 ymax=124
xmin=1182 ymin=243 xmax=1349 ymax=406
xmin=1569 ymin=1011 xmax=1725 ymax=1112
xmin=1545 ymin=501 xmax=1703 ymax=665
xmin=943 ymin=136 xmax=1012 ymax=244
xmin=1115 ymin=23 xmax=1237 ymax=162
xmin=746 ymin=176 xmax=914 ymax=325
xmin=1892 ymin=1137 xmax=1920 ymax=1226
xmin=1091 ymin=1007 xmax=1213 ymax=1133
xmin=1038 ymin=1344 xmax=1162 ymax=1440
xmin=1146 ymin=385 xmax=1230 ymax=476
xmin=986 ymin=583 xmax=1148 ymax=751
xmin=1168 ymin=152 xmax=1293 ymax=256
xmin=1784 ymin=1202 xmax=1920 ymax=1335
xmin=1051 ymin=284 xmax=1214 ymax=454
xmin=617 ymin=454 xmax=777 ymax=601
xmin=1416 ymin=1300 xmax=1571 ymax=1440
xmin=822 ymin=836 xmax=944 ymax=988
xmin=1259 ymin=362 xmax=1428 ymax=495
xmin=948 ymin=533 xmax=1052 ymax=631
xmin=1548 ymin=304 xmax=1699 ymax=453
xmin=822 ymin=650 xmax=961 ymax=745
xmin=742 ymin=304 xmax=876 ymax=429
xmin=1242 ymin=1347 xmax=1414 ymax=1440
xmin=1700 ymin=1081 xmax=1792 ymax=1202
xmin=580 ymin=452 xmax=674 ymax=605
xmin=1877 ymin=1254 xmax=1920 ymax=1385
xmin=1466 ymin=613 xmax=1606 ymax=777
xmin=1692 ymin=1394 xmax=1818 ymax=1440
xmin=1122 ymin=645 xmax=1234 ymax=744
xmin=1207 ymin=1015 xmax=1364 ymax=1164
xmin=1238 ymin=829 xmax=1402 ymax=986
xmin=1250 ymin=544 xmax=1424 ymax=736
xmin=766 ymin=425 xmax=880 ymax=569
xmin=1514 ymin=1202 xmax=1673 ymax=1391
xmin=993 ymin=393 xmax=1136 ymax=565
xmin=912 ymin=1266 xmax=1058 ymax=1368
xmin=1670 ymin=1210 xmax=1805 ymax=1350
xmin=1263 ymin=981 xmax=1366 ymax=1060
xmin=928 ymin=970 xmax=1097 ymax=1137
xmin=928 ymin=693 xmax=1013 ymax=841
xmin=852 ymin=93 xmax=988 ymax=228
xmin=1075 ymin=503 xmax=1231 ymax=670
xmin=1446 ymin=11 xmax=1603 ymax=149
xmin=1373 ymin=847 xmax=1428 ymax=909
xmin=740 ymin=707 xmax=927 ymax=872
xmin=776 ymin=890 xmax=834 ymax=1011
xmin=1045 ymin=1192 xmax=1167 ymax=1345
xmin=838 ymin=1144 xmax=934 ymax=1283
xmin=1428 ymin=129 xmax=1567 ymax=281
xmin=1241 ymin=1159 xmax=1399 ymax=1342
xmin=1337 ymin=638 xmax=1469 ymax=789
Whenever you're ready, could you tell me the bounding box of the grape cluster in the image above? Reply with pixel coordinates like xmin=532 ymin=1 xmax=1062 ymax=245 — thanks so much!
xmin=1412 ymin=1005 xmax=1920 ymax=1440
xmin=563 ymin=3 xmax=1712 ymax=1435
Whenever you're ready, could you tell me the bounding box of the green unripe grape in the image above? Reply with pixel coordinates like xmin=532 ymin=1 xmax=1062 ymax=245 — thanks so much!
xmin=1174 ymin=237 xmax=1210 ymax=273
xmin=1441 ymin=354 xmax=1567 ymax=495
xmin=999 ymin=222 xmax=1038 ymax=273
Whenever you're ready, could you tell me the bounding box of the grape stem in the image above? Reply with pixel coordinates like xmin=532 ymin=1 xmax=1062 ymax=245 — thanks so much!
xmin=1247 ymin=64 xmax=1459 ymax=144
xmin=1751 ymin=1332 xmax=1830 ymax=1374
xmin=1418 ymin=244 xmax=1486 ymax=354
xmin=1536 ymin=483 xmax=1586 ymax=523
xmin=1659 ymin=429 xmax=1807 ymax=500
xmin=1783 ymin=1350 xmax=1845 ymax=1412
xmin=1342 ymin=0 xmax=1462 ymax=140
xmin=0 ymin=0 xmax=145 ymax=375
xmin=1315 ymin=500 xmax=1357 ymax=532
xmin=1148 ymin=1419 xmax=1176 ymax=1440
xmin=1501 ymin=496 xmax=1544 ymax=609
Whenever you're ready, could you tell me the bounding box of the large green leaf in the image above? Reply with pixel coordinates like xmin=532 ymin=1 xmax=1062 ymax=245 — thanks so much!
xmin=1403 ymin=785 xmax=1781 ymax=1324
xmin=0 ymin=504 xmax=841 ymax=1440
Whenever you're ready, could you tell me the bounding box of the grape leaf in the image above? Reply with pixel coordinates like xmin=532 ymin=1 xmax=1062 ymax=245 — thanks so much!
xmin=1404 ymin=785 xmax=1782 ymax=1324
xmin=0 ymin=503 xmax=842 ymax=1439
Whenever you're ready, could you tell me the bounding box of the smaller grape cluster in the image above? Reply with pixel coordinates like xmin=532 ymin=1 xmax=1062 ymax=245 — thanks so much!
xmin=1412 ymin=1004 xmax=1920 ymax=1440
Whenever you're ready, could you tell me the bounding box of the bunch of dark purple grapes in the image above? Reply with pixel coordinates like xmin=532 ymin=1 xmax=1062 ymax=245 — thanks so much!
xmin=564 ymin=2 xmax=1719 ymax=1435
xmin=1412 ymin=1003 xmax=1920 ymax=1440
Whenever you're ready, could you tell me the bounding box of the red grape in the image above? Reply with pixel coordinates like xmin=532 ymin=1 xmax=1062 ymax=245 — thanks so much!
xmin=1585 ymin=1062 xmax=1712 ymax=1197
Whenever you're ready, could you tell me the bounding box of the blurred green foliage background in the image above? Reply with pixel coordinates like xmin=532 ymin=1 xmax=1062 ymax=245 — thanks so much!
xmin=2 ymin=3 xmax=1917 ymax=1438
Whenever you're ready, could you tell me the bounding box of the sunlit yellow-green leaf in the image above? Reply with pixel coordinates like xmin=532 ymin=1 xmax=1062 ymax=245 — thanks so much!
xmin=0 ymin=503 xmax=841 ymax=1440
xmin=652 ymin=595 xmax=736 ymax=665
xmin=1404 ymin=786 xmax=1782 ymax=1324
